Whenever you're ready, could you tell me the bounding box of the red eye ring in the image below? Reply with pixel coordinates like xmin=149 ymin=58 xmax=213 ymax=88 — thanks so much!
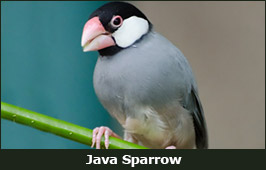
xmin=111 ymin=15 xmax=123 ymax=28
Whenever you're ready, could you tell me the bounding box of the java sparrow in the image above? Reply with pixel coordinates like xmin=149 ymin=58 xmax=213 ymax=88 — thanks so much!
xmin=81 ymin=2 xmax=208 ymax=149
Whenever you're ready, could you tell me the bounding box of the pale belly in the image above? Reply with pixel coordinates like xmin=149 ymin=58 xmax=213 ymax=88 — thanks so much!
xmin=108 ymin=103 xmax=196 ymax=149
xmin=122 ymin=106 xmax=172 ymax=149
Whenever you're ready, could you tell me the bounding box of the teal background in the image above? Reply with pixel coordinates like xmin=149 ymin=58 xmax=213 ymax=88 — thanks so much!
xmin=1 ymin=1 xmax=122 ymax=149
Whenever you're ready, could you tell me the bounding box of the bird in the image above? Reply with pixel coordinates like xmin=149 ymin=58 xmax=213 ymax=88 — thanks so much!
xmin=81 ymin=2 xmax=208 ymax=149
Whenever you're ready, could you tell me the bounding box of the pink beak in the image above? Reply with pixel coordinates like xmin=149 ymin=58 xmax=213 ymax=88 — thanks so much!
xmin=81 ymin=17 xmax=115 ymax=52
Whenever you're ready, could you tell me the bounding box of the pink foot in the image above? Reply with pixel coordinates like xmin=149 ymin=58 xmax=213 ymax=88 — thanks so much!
xmin=91 ymin=126 xmax=120 ymax=149
xmin=165 ymin=146 xmax=176 ymax=149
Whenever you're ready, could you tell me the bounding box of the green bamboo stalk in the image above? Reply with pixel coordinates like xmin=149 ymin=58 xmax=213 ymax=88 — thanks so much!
xmin=1 ymin=102 xmax=148 ymax=149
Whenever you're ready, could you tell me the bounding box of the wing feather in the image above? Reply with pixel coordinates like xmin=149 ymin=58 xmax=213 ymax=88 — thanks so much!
xmin=188 ymin=87 xmax=208 ymax=149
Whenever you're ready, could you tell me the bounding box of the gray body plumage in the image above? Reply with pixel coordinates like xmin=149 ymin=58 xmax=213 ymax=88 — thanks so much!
xmin=93 ymin=31 xmax=208 ymax=149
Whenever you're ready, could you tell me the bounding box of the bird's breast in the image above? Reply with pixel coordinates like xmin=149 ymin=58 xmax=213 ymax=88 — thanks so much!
xmin=92 ymin=32 xmax=196 ymax=148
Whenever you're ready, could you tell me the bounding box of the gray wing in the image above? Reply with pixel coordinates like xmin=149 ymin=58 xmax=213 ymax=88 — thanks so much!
xmin=185 ymin=87 xmax=208 ymax=149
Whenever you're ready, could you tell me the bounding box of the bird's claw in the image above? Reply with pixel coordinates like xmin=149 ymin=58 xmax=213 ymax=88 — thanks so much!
xmin=91 ymin=126 xmax=119 ymax=149
xmin=165 ymin=146 xmax=176 ymax=149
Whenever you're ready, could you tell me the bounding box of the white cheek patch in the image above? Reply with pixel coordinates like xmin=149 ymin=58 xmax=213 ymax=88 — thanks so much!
xmin=112 ymin=16 xmax=149 ymax=48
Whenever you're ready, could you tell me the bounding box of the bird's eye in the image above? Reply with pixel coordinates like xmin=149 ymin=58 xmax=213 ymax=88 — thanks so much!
xmin=111 ymin=16 xmax=123 ymax=28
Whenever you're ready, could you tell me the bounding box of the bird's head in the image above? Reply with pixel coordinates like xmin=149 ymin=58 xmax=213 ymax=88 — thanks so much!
xmin=81 ymin=2 xmax=152 ymax=56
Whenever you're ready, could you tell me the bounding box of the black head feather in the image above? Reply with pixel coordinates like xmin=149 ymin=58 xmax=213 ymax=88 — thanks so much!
xmin=89 ymin=2 xmax=151 ymax=33
xmin=88 ymin=2 xmax=152 ymax=56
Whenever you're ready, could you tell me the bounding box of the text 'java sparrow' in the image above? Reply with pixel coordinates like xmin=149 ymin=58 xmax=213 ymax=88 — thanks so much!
xmin=81 ymin=2 xmax=208 ymax=149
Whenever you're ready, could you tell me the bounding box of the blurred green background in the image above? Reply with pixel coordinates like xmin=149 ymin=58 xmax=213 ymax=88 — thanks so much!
xmin=1 ymin=1 xmax=123 ymax=149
